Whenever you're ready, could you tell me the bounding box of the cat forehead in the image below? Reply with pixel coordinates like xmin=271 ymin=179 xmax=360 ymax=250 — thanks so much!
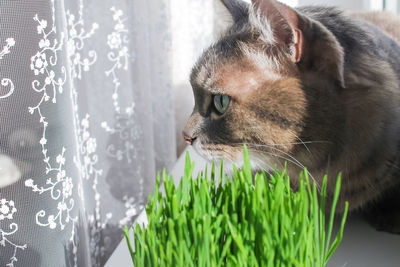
xmin=191 ymin=44 xmax=282 ymax=95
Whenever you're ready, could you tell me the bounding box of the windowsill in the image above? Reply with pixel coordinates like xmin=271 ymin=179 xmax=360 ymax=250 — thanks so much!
xmin=105 ymin=146 xmax=400 ymax=267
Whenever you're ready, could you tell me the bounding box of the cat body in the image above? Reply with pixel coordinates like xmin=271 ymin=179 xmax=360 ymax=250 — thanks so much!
xmin=183 ymin=0 xmax=400 ymax=233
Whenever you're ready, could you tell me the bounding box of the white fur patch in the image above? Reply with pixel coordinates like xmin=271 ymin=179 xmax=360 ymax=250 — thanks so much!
xmin=248 ymin=4 xmax=276 ymax=44
xmin=219 ymin=150 xmax=275 ymax=175
xmin=239 ymin=42 xmax=282 ymax=81
xmin=249 ymin=77 xmax=258 ymax=86
xmin=195 ymin=51 xmax=217 ymax=88
xmin=248 ymin=151 xmax=276 ymax=173
xmin=196 ymin=65 xmax=208 ymax=86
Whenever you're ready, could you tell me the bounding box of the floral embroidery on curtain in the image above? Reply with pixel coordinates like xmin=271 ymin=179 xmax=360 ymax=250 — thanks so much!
xmin=0 ymin=0 xmax=176 ymax=266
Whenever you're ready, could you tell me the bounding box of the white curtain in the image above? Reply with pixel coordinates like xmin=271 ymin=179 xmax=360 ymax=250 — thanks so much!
xmin=0 ymin=0 xmax=179 ymax=266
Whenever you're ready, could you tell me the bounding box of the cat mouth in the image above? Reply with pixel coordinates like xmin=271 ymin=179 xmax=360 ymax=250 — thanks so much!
xmin=192 ymin=139 xmax=241 ymax=163
xmin=192 ymin=139 xmax=214 ymax=161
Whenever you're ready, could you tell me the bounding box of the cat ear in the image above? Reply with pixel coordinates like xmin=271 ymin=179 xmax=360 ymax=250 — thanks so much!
xmin=250 ymin=0 xmax=345 ymax=88
xmin=220 ymin=0 xmax=249 ymax=23
xmin=250 ymin=0 xmax=302 ymax=62
xmin=300 ymin=20 xmax=346 ymax=88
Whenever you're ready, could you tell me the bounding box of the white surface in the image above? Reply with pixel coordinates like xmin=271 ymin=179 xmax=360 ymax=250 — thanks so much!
xmin=105 ymin=146 xmax=400 ymax=267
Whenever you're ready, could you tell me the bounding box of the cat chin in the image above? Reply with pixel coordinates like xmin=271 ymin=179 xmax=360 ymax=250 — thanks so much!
xmin=192 ymin=141 xmax=226 ymax=164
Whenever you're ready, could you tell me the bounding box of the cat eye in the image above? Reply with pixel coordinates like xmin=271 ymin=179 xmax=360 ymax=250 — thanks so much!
xmin=213 ymin=94 xmax=230 ymax=114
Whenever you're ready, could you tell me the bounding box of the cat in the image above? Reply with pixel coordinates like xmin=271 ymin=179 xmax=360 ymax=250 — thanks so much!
xmin=183 ymin=0 xmax=400 ymax=234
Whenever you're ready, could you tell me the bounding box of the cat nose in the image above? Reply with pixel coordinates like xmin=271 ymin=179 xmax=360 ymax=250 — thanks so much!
xmin=182 ymin=131 xmax=197 ymax=145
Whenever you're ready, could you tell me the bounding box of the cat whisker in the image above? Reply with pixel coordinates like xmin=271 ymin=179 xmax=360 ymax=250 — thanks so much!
xmin=235 ymin=142 xmax=308 ymax=170
xmin=250 ymin=147 xmax=321 ymax=191
xmin=293 ymin=134 xmax=311 ymax=154
xmin=234 ymin=143 xmax=320 ymax=191
xmin=198 ymin=141 xmax=320 ymax=189
xmin=386 ymin=161 xmax=400 ymax=170
xmin=232 ymin=140 xmax=330 ymax=148
xmin=200 ymin=142 xmax=277 ymax=176
xmin=199 ymin=142 xmax=238 ymax=163
xmin=249 ymin=154 xmax=275 ymax=175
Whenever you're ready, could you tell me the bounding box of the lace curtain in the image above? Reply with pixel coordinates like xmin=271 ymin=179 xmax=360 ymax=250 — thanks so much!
xmin=0 ymin=0 xmax=179 ymax=266
xmin=5 ymin=0 xmax=395 ymax=266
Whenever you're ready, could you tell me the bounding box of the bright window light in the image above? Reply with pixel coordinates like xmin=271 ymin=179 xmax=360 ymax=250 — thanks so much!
xmin=278 ymin=0 xmax=299 ymax=7
xmin=370 ymin=0 xmax=384 ymax=10
xmin=242 ymin=0 xmax=298 ymax=7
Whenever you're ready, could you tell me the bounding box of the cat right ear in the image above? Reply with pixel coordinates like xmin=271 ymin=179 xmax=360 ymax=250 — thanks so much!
xmin=220 ymin=0 xmax=249 ymax=23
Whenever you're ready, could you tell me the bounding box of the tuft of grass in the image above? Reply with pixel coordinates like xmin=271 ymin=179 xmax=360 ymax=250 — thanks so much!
xmin=125 ymin=145 xmax=348 ymax=267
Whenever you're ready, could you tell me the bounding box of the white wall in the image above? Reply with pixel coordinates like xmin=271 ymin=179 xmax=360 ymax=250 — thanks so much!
xmin=171 ymin=0 xmax=215 ymax=156
xmin=298 ymin=0 xmax=373 ymax=11
xmin=298 ymin=0 xmax=399 ymax=13
xmin=385 ymin=0 xmax=400 ymax=13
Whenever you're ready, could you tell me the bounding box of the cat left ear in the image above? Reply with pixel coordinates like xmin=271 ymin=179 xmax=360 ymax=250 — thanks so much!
xmin=250 ymin=0 xmax=302 ymax=62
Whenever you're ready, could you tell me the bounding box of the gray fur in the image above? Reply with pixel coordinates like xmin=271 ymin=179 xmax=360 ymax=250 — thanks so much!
xmin=220 ymin=0 xmax=249 ymax=23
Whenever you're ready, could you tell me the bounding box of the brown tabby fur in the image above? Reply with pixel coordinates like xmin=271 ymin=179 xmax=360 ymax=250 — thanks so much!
xmin=184 ymin=0 xmax=400 ymax=233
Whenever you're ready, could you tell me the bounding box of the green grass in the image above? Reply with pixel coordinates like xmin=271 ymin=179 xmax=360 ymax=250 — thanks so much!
xmin=125 ymin=145 xmax=348 ymax=267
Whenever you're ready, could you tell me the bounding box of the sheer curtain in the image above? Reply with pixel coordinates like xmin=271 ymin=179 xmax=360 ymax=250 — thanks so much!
xmin=0 ymin=0 xmax=176 ymax=266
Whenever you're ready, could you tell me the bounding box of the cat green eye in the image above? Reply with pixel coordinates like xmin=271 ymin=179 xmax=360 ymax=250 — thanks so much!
xmin=213 ymin=94 xmax=230 ymax=114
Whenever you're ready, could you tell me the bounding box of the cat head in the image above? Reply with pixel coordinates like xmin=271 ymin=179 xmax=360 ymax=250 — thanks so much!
xmin=184 ymin=0 xmax=345 ymax=170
